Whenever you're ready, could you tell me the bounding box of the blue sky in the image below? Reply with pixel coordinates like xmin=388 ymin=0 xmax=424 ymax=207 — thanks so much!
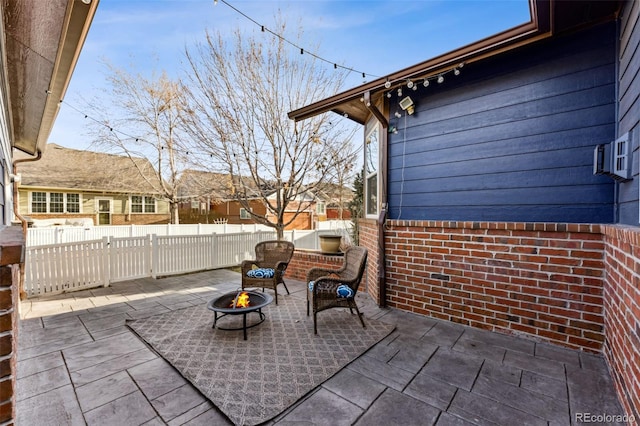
xmin=49 ymin=0 xmax=531 ymax=150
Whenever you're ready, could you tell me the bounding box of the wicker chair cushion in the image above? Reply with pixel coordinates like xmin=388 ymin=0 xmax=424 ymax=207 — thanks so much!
xmin=336 ymin=285 xmax=354 ymax=298
xmin=246 ymin=268 xmax=275 ymax=278
xmin=308 ymin=281 xmax=354 ymax=298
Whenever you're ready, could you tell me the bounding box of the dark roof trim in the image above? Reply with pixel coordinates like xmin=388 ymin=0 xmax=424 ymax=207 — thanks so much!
xmin=288 ymin=0 xmax=619 ymax=124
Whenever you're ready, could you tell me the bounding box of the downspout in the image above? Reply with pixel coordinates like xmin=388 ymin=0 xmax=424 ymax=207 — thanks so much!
xmin=12 ymin=150 xmax=42 ymax=237
xmin=365 ymin=91 xmax=388 ymax=308
xmin=12 ymin=149 xmax=43 ymax=300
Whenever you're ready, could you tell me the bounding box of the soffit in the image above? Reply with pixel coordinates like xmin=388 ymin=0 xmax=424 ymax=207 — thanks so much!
xmin=3 ymin=0 xmax=98 ymax=155
xmin=288 ymin=0 xmax=622 ymax=124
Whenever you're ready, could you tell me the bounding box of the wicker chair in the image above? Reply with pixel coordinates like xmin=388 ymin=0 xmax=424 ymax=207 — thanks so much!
xmin=241 ymin=240 xmax=295 ymax=305
xmin=306 ymin=246 xmax=368 ymax=334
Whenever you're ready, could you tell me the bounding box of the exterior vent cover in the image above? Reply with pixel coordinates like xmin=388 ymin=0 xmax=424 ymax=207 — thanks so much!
xmin=611 ymin=133 xmax=631 ymax=181
xmin=593 ymin=133 xmax=631 ymax=182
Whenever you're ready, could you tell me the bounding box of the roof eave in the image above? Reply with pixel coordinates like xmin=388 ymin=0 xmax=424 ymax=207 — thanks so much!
xmin=4 ymin=0 xmax=99 ymax=155
xmin=288 ymin=0 xmax=548 ymax=123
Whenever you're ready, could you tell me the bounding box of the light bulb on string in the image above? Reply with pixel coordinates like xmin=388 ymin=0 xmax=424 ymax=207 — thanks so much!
xmin=423 ymin=79 xmax=430 ymax=87
xmin=437 ymin=75 xmax=444 ymax=84
xmin=384 ymin=80 xmax=391 ymax=89
xmin=397 ymin=87 xmax=402 ymax=97
xmin=454 ymin=68 xmax=460 ymax=76
xmin=407 ymin=80 xmax=414 ymax=89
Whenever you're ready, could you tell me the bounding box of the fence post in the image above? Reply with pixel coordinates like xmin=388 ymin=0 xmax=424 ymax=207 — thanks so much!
xmin=211 ymin=233 xmax=218 ymax=269
xmin=151 ymin=234 xmax=158 ymax=279
xmin=103 ymin=236 xmax=110 ymax=287
xmin=198 ymin=223 xmax=202 ymax=235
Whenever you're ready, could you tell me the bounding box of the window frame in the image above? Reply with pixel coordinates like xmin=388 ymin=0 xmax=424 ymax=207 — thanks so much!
xmin=130 ymin=195 xmax=156 ymax=214
xmin=365 ymin=123 xmax=380 ymax=219
xmin=239 ymin=207 xmax=252 ymax=219
xmin=29 ymin=191 xmax=82 ymax=214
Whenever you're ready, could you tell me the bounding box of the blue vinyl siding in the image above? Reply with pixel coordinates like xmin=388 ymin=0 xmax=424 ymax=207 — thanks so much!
xmin=387 ymin=22 xmax=616 ymax=223
xmin=616 ymin=0 xmax=640 ymax=226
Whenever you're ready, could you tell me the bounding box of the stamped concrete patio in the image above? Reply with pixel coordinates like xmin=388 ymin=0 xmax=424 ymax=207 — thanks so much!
xmin=17 ymin=269 xmax=625 ymax=425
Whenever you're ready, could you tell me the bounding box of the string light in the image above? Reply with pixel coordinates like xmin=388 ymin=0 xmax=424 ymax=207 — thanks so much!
xmin=214 ymin=0 xmax=380 ymax=79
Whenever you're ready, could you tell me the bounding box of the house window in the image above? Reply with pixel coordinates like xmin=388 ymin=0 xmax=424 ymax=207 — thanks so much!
xmin=144 ymin=196 xmax=156 ymax=213
xmin=31 ymin=192 xmax=47 ymax=213
xmin=316 ymin=202 xmax=326 ymax=215
xmin=240 ymin=208 xmax=252 ymax=219
xmin=49 ymin=193 xmax=64 ymax=213
xmin=365 ymin=125 xmax=379 ymax=217
xmin=131 ymin=196 xmax=156 ymax=213
xmin=30 ymin=192 xmax=81 ymax=213
xmin=67 ymin=194 xmax=80 ymax=213
xmin=131 ymin=196 xmax=143 ymax=213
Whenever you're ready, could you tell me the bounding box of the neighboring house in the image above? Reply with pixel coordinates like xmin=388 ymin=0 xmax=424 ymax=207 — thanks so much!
xmin=177 ymin=169 xmax=338 ymax=229
xmin=290 ymin=0 xmax=639 ymax=420
xmin=177 ymin=169 xmax=266 ymax=224
xmin=176 ymin=169 xmax=226 ymax=224
xmin=16 ymin=144 xmax=171 ymax=226
xmin=0 ymin=0 xmax=98 ymax=423
xmin=314 ymin=182 xmax=353 ymax=220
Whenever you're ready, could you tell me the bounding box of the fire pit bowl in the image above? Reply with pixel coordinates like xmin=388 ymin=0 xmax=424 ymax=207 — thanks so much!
xmin=207 ymin=290 xmax=273 ymax=340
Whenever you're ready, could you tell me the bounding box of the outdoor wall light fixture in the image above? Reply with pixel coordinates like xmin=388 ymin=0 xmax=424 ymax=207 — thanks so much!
xmin=399 ymin=96 xmax=415 ymax=115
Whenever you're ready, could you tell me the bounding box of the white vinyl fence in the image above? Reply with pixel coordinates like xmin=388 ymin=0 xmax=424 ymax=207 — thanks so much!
xmin=24 ymin=231 xmax=276 ymax=298
xmin=26 ymin=221 xmax=352 ymax=247
xmin=24 ymin=222 xmax=353 ymax=298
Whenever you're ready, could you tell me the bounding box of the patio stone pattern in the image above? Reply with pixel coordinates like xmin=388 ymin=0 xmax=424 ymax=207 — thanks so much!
xmin=16 ymin=269 xmax=627 ymax=425
xmin=127 ymin=294 xmax=393 ymax=425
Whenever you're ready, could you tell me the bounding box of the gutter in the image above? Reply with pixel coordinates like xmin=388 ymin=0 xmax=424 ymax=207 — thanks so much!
xmin=364 ymin=93 xmax=388 ymax=308
xmin=13 ymin=150 xmax=42 ymax=236
xmin=12 ymin=149 xmax=42 ymax=300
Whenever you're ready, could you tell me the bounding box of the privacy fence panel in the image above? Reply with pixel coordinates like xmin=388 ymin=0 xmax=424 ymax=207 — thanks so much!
xmin=26 ymin=223 xmax=282 ymax=246
xmin=24 ymin=226 xmax=350 ymax=297
xmin=24 ymin=239 xmax=107 ymax=297
xmin=152 ymin=234 xmax=217 ymax=277
xmin=213 ymin=231 xmax=276 ymax=268
xmin=109 ymin=236 xmax=151 ymax=282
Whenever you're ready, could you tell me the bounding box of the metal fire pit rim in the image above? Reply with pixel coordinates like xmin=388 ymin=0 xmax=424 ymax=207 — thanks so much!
xmin=208 ymin=290 xmax=273 ymax=314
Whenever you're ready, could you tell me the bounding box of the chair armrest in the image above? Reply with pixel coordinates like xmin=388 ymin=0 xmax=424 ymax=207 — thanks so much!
xmin=241 ymin=260 xmax=257 ymax=274
xmin=311 ymin=276 xmax=343 ymax=295
xmin=307 ymin=267 xmax=340 ymax=282
xmin=274 ymin=260 xmax=289 ymax=274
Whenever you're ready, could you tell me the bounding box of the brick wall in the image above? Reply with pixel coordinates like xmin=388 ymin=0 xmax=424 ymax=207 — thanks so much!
xmin=359 ymin=219 xmax=380 ymax=304
xmin=602 ymin=225 xmax=640 ymax=421
xmin=0 ymin=227 xmax=24 ymax=424
xmin=111 ymin=214 xmax=170 ymax=225
xmin=361 ymin=220 xmax=606 ymax=351
xmin=358 ymin=219 xmax=640 ymax=420
xmin=286 ymin=250 xmax=345 ymax=282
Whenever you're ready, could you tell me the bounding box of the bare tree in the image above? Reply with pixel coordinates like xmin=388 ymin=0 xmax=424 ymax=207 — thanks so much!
xmin=89 ymin=64 xmax=189 ymax=224
xmin=181 ymin=17 xmax=358 ymax=239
